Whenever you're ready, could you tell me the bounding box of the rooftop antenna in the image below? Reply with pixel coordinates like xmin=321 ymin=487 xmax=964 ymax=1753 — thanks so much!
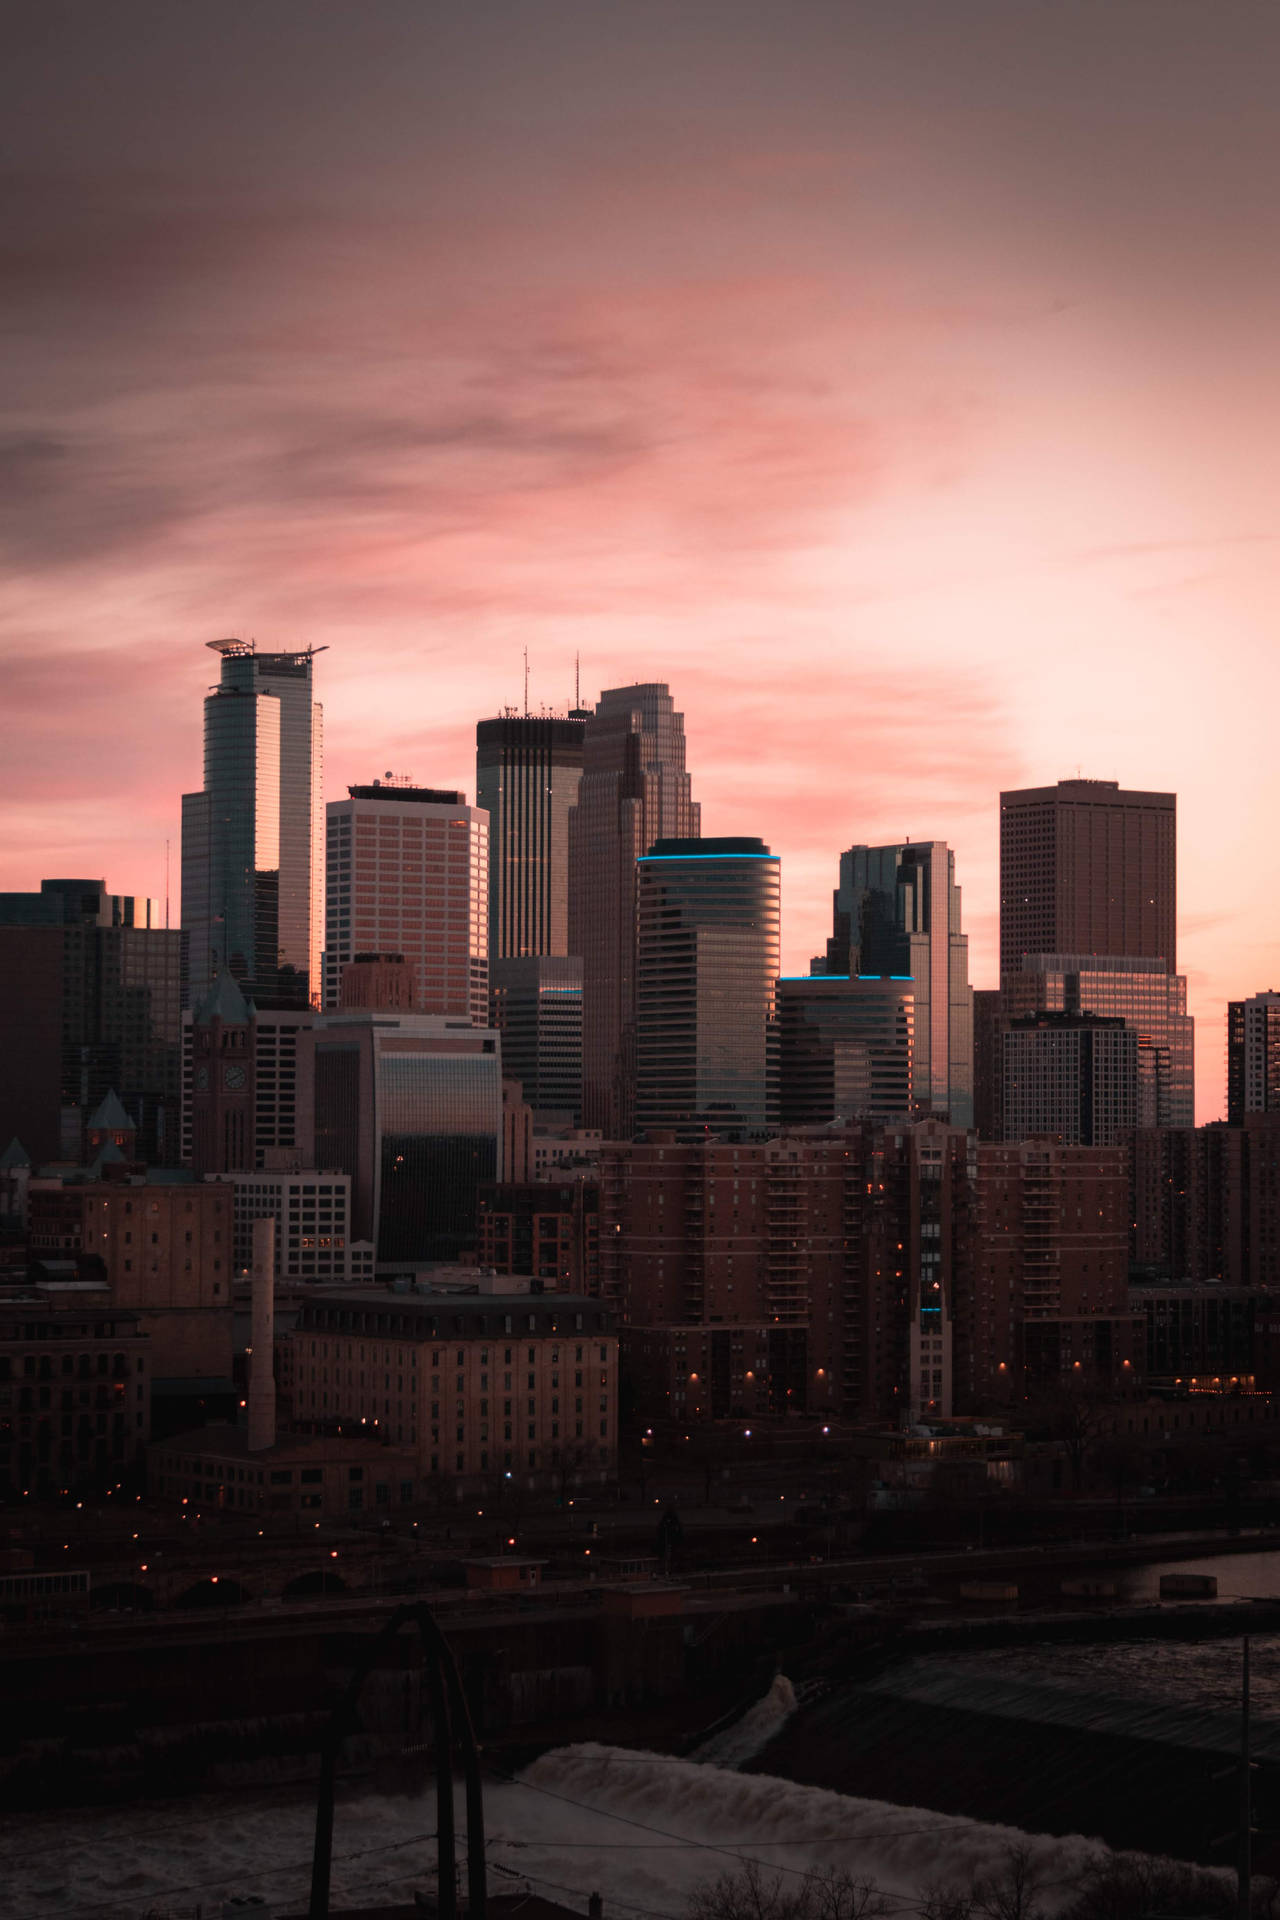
xmin=164 ymin=839 xmax=170 ymax=930
xmin=523 ymin=647 xmax=529 ymax=717
xmin=575 ymin=652 xmax=580 ymax=709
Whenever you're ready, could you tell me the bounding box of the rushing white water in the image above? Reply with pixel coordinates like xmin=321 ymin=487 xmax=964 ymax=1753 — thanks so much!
xmin=692 ymin=1673 xmax=799 ymax=1768
xmin=0 ymin=1738 xmax=1180 ymax=1920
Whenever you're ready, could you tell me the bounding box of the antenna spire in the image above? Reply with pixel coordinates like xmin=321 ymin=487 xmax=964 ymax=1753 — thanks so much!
xmin=523 ymin=647 xmax=529 ymax=717
xmin=575 ymin=651 xmax=581 ymax=710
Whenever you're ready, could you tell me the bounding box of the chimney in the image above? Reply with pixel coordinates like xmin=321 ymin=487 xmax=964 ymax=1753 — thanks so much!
xmin=589 ymin=1897 xmax=603 ymax=1919
xmin=247 ymin=1217 xmax=276 ymax=1452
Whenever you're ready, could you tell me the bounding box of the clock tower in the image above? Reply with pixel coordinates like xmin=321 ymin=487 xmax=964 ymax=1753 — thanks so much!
xmin=191 ymin=968 xmax=257 ymax=1174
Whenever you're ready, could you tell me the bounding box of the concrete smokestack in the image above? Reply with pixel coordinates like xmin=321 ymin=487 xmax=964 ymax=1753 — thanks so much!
xmin=248 ymin=1216 xmax=276 ymax=1452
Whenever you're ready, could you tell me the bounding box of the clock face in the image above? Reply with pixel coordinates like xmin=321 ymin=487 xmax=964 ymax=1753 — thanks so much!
xmin=194 ymin=1066 xmax=209 ymax=1091
xmin=223 ymin=1064 xmax=247 ymax=1091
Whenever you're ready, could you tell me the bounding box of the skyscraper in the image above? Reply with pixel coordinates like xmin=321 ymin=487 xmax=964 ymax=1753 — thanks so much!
xmin=634 ymin=838 xmax=780 ymax=1136
xmin=826 ymin=841 xmax=973 ymax=1127
xmin=568 ymin=684 xmax=700 ymax=1135
xmin=1227 ymin=991 xmax=1280 ymax=1123
xmin=476 ymin=714 xmax=586 ymax=959
xmin=0 ymin=879 xmax=181 ymax=1164
xmin=999 ymin=779 xmax=1176 ymax=977
xmin=323 ymin=781 xmax=488 ymax=1023
xmin=1002 ymin=953 xmax=1193 ymax=1128
xmin=182 ymin=640 xmax=324 ymax=1011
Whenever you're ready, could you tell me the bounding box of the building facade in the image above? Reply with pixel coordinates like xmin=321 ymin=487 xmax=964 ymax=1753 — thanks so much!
xmin=999 ymin=779 xmax=1177 ymax=978
xmin=1001 ymin=953 xmax=1193 ymax=1130
xmin=476 ymin=714 xmax=586 ymax=960
xmin=323 ymin=782 xmax=488 ymax=1025
xmin=228 ymin=1169 xmax=359 ymax=1283
xmin=1227 ymin=991 xmax=1280 ymax=1124
xmin=825 ymin=842 xmax=972 ymax=1127
xmin=490 ymin=955 xmax=583 ymax=1121
xmin=1002 ymin=1011 xmax=1138 ymax=1147
xmin=0 ymin=1284 xmax=150 ymax=1497
xmin=476 ymin=1178 xmax=600 ymax=1294
xmin=777 ymin=974 xmax=913 ymax=1128
xmin=182 ymin=640 xmax=324 ymax=1010
xmin=634 ymin=838 xmax=780 ymax=1137
xmin=312 ymin=1012 xmax=503 ymax=1266
xmin=568 ymin=684 xmax=700 ymax=1137
xmin=289 ymin=1288 xmax=618 ymax=1486
xmin=0 ymin=881 xmax=181 ymax=1166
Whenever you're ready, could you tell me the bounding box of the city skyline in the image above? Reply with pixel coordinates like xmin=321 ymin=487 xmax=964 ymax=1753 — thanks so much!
xmin=7 ymin=4 xmax=1280 ymax=1124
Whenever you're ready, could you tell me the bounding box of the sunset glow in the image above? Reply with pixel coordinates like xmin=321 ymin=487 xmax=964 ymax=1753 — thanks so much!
xmin=5 ymin=4 xmax=1280 ymax=1119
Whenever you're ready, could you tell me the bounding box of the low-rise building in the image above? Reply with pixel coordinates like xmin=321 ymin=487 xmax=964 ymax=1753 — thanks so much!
xmin=0 ymin=1281 xmax=149 ymax=1496
xmin=149 ymin=1424 xmax=420 ymax=1517
xmin=289 ymin=1287 xmax=617 ymax=1490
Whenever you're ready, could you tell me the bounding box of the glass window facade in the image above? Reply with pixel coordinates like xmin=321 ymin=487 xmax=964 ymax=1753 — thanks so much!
xmin=635 ymin=839 xmax=779 ymax=1136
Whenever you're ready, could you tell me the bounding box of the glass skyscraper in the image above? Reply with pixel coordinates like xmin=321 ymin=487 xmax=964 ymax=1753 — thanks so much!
xmin=182 ymin=639 xmax=324 ymax=1009
xmin=634 ymin=838 xmax=780 ymax=1136
xmin=476 ymin=714 xmax=586 ymax=959
xmin=776 ymin=974 xmax=914 ymax=1128
xmin=568 ymin=684 xmax=700 ymax=1136
xmin=825 ymin=841 xmax=973 ymax=1128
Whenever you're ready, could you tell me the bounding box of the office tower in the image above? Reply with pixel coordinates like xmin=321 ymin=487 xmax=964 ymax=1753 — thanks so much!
xmin=0 ymin=879 xmax=181 ymax=1164
xmin=489 ymin=956 xmax=583 ymax=1121
xmin=227 ymin=1168 xmax=356 ymax=1282
xmin=1227 ymin=991 xmax=1280 ymax=1123
xmin=568 ymin=684 xmax=700 ymax=1135
xmin=999 ymin=779 xmax=1176 ymax=977
xmin=776 ymin=975 xmax=913 ymax=1127
xmin=311 ymin=1011 xmax=502 ymax=1264
xmin=1002 ymin=1010 xmax=1138 ymax=1146
xmin=323 ymin=781 xmax=488 ymax=1024
xmin=826 ymin=841 xmax=973 ymax=1127
xmin=1001 ymin=953 xmax=1194 ymax=1128
xmin=476 ymin=714 xmax=586 ymax=959
xmin=182 ymin=639 xmax=324 ymax=1010
xmin=634 ymin=837 xmax=779 ymax=1136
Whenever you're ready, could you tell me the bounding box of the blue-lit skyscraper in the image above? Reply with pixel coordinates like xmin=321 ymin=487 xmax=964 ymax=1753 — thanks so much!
xmin=635 ymin=837 xmax=779 ymax=1136
xmin=182 ymin=640 xmax=324 ymax=1009
xmin=825 ymin=841 xmax=972 ymax=1128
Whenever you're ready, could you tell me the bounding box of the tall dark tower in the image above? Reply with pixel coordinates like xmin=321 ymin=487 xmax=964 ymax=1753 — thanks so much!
xmin=568 ymin=684 xmax=700 ymax=1136
xmin=828 ymin=841 xmax=972 ymax=1128
xmin=475 ymin=713 xmax=585 ymax=959
xmin=181 ymin=639 xmax=324 ymax=1010
xmin=999 ymin=779 xmax=1176 ymax=978
xmin=635 ymin=837 xmax=780 ymax=1136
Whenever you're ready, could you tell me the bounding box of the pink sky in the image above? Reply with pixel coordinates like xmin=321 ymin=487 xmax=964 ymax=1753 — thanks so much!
xmin=4 ymin=3 xmax=1280 ymax=1120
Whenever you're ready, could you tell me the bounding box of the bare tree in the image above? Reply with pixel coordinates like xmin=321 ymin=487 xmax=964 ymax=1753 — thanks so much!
xmin=969 ymin=1843 xmax=1049 ymax=1920
xmin=687 ymin=1861 xmax=887 ymax=1920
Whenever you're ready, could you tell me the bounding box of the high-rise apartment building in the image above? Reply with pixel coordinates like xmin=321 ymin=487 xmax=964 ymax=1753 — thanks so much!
xmin=323 ymin=782 xmax=488 ymax=1025
xmin=476 ymin=714 xmax=586 ymax=960
xmin=568 ymin=684 xmax=700 ymax=1136
xmin=182 ymin=640 xmax=324 ymax=1009
xmin=1227 ymin=991 xmax=1280 ymax=1124
xmin=634 ymin=838 xmax=780 ymax=1137
xmin=999 ymin=779 xmax=1176 ymax=977
xmin=826 ymin=841 xmax=972 ymax=1127
xmin=776 ymin=975 xmax=913 ymax=1128
xmin=0 ymin=879 xmax=181 ymax=1164
xmin=1002 ymin=1011 xmax=1138 ymax=1147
